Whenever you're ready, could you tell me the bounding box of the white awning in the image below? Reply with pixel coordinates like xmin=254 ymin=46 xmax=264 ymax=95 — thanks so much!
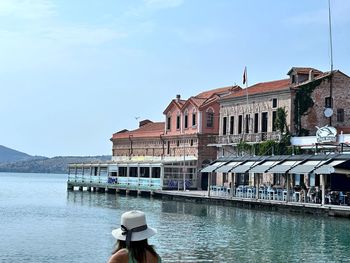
xmin=200 ymin=162 xmax=226 ymax=173
xmin=314 ymin=160 xmax=348 ymax=174
xmin=215 ymin=161 xmax=243 ymax=173
xmin=249 ymin=160 xmax=282 ymax=173
xmin=267 ymin=160 xmax=302 ymax=173
xmin=231 ymin=161 xmax=262 ymax=173
xmin=289 ymin=160 xmax=328 ymax=174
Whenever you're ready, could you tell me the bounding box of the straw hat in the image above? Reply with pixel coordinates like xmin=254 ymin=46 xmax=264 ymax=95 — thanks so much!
xmin=112 ymin=210 xmax=157 ymax=244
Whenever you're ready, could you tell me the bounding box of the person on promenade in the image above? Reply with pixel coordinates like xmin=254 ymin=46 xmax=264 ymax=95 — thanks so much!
xmin=108 ymin=210 xmax=161 ymax=263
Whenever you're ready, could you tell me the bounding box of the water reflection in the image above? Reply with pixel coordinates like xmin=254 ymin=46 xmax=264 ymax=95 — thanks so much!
xmin=65 ymin=189 xmax=350 ymax=262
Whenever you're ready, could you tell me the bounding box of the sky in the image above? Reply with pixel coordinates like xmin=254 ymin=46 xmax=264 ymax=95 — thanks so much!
xmin=0 ymin=0 xmax=349 ymax=157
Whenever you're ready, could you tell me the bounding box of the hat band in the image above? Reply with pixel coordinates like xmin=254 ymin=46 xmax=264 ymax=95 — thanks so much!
xmin=121 ymin=224 xmax=148 ymax=246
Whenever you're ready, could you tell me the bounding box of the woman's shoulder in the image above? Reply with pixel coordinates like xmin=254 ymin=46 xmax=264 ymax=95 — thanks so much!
xmin=107 ymin=249 xmax=129 ymax=263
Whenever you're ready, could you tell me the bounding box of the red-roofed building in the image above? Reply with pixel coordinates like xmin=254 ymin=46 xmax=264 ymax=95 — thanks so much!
xmin=214 ymin=67 xmax=350 ymax=187
xmin=110 ymin=85 xmax=242 ymax=190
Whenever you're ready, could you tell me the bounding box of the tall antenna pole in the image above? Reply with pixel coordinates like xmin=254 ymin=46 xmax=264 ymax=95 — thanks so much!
xmin=328 ymin=0 xmax=334 ymax=73
xmin=328 ymin=0 xmax=333 ymax=125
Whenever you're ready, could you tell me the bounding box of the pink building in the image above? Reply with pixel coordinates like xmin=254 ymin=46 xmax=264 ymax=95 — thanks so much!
xmin=110 ymin=86 xmax=241 ymax=190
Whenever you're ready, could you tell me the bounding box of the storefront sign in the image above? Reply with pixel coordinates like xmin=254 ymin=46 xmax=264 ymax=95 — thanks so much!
xmin=316 ymin=125 xmax=337 ymax=143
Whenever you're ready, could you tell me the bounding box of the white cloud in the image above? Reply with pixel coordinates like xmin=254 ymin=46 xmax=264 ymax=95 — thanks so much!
xmin=285 ymin=1 xmax=350 ymax=26
xmin=0 ymin=0 xmax=55 ymax=20
xmin=125 ymin=0 xmax=184 ymax=18
xmin=44 ymin=25 xmax=127 ymax=46
xmin=174 ymin=27 xmax=231 ymax=45
xmin=144 ymin=0 xmax=184 ymax=10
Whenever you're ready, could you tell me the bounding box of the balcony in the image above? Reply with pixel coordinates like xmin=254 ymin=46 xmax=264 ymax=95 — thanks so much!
xmin=218 ymin=131 xmax=281 ymax=144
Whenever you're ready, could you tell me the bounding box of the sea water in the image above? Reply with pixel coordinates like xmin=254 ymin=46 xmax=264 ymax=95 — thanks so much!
xmin=1 ymin=172 xmax=350 ymax=263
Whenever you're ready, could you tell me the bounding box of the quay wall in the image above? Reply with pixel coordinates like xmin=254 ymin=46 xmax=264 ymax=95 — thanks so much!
xmin=66 ymin=183 xmax=350 ymax=219
xmin=153 ymin=192 xmax=350 ymax=219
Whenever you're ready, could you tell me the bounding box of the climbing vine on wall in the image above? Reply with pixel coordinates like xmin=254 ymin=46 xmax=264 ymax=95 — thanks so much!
xmin=237 ymin=140 xmax=251 ymax=155
xmin=293 ymin=78 xmax=324 ymax=135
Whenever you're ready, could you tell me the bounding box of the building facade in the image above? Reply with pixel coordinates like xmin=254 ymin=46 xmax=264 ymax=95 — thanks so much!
xmin=110 ymin=86 xmax=241 ymax=190
xmin=212 ymin=67 xmax=350 ymax=188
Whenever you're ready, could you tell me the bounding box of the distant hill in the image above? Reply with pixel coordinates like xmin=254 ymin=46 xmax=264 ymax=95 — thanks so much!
xmin=0 ymin=145 xmax=111 ymax=174
xmin=0 ymin=145 xmax=36 ymax=163
xmin=0 ymin=155 xmax=112 ymax=174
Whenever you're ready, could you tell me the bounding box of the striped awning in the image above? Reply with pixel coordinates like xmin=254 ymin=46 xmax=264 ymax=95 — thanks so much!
xmin=231 ymin=161 xmax=263 ymax=173
xmin=267 ymin=160 xmax=302 ymax=173
xmin=200 ymin=162 xmax=226 ymax=173
xmin=289 ymin=160 xmax=328 ymax=174
xmin=314 ymin=160 xmax=348 ymax=174
xmin=250 ymin=160 xmax=283 ymax=173
xmin=215 ymin=161 xmax=243 ymax=173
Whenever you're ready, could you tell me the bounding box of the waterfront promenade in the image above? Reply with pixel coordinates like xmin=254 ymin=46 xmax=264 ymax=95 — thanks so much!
xmin=67 ymin=182 xmax=350 ymax=218
xmin=157 ymin=189 xmax=350 ymax=218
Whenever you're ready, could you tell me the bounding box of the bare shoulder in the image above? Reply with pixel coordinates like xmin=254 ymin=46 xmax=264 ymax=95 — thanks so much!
xmin=107 ymin=249 xmax=129 ymax=263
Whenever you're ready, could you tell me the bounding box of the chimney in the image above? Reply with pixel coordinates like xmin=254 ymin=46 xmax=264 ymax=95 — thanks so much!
xmin=139 ymin=119 xmax=152 ymax=127
xmin=308 ymin=70 xmax=314 ymax=81
xmin=176 ymin=94 xmax=181 ymax=102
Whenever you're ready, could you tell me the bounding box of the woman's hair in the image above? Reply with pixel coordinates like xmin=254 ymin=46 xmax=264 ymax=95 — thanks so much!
xmin=113 ymin=239 xmax=158 ymax=262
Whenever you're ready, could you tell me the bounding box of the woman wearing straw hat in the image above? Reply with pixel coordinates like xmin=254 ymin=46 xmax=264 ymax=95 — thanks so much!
xmin=108 ymin=210 xmax=161 ymax=263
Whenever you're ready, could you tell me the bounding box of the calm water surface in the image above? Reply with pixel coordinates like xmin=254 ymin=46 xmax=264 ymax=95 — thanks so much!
xmin=1 ymin=172 xmax=350 ymax=263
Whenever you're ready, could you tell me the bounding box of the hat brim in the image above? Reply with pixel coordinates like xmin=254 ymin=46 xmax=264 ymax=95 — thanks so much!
xmin=112 ymin=226 xmax=157 ymax=241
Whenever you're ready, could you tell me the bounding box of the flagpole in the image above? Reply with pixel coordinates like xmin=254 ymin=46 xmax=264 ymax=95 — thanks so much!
xmin=244 ymin=67 xmax=249 ymax=134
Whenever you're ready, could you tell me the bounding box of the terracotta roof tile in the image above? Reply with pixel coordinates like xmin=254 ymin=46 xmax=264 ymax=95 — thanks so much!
xmin=195 ymin=85 xmax=240 ymax=99
xmin=292 ymin=71 xmax=331 ymax=88
xmin=222 ymin=79 xmax=290 ymax=100
xmin=112 ymin=121 xmax=164 ymax=139
xmin=287 ymin=67 xmax=323 ymax=75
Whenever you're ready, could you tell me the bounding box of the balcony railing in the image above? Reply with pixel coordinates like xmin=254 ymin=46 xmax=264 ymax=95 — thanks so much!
xmin=218 ymin=131 xmax=281 ymax=144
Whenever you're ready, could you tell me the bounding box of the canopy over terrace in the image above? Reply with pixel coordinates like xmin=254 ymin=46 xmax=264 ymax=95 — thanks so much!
xmin=202 ymin=153 xmax=350 ymax=203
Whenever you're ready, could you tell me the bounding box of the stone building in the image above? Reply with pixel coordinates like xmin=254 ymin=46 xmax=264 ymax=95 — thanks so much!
xmin=217 ymin=67 xmax=350 ymax=154
xmin=110 ymin=86 xmax=241 ymax=190
xmin=211 ymin=67 xmax=350 ymax=188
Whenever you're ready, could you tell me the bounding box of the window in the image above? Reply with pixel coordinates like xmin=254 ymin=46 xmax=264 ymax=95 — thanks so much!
xmin=238 ymin=115 xmax=243 ymax=134
xmin=192 ymin=112 xmax=196 ymax=126
xmin=254 ymin=113 xmax=259 ymax=133
xmin=167 ymin=141 xmax=170 ymax=154
xmin=291 ymin=75 xmax=296 ymax=84
xmin=261 ymin=112 xmax=268 ymax=132
xmin=177 ymin=140 xmax=180 ymax=147
xmin=190 ymin=139 xmax=193 ymax=146
xmin=176 ymin=115 xmax=180 ymax=130
xmin=167 ymin=116 xmax=171 ymax=130
xmin=272 ymin=111 xmax=277 ymax=131
xmin=337 ymin=108 xmax=344 ymax=122
xmin=230 ymin=116 xmax=234 ymax=134
xmin=184 ymin=111 xmax=188 ymax=129
xmin=206 ymin=109 xmax=214 ymax=128
xmin=325 ymin=97 xmax=333 ymax=108
xmin=272 ymin=98 xmax=278 ymax=108
xmin=222 ymin=117 xmax=227 ymax=135
xmin=245 ymin=114 xmax=250 ymax=133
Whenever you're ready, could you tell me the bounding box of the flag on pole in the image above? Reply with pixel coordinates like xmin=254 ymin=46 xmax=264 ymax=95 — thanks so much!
xmin=243 ymin=66 xmax=247 ymax=85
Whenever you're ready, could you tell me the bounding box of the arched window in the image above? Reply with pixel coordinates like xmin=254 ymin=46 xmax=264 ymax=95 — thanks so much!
xmin=192 ymin=109 xmax=197 ymax=127
xmin=206 ymin=108 xmax=214 ymax=128
xmin=184 ymin=110 xmax=188 ymax=129
xmin=176 ymin=111 xmax=181 ymax=130
xmin=166 ymin=112 xmax=171 ymax=130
